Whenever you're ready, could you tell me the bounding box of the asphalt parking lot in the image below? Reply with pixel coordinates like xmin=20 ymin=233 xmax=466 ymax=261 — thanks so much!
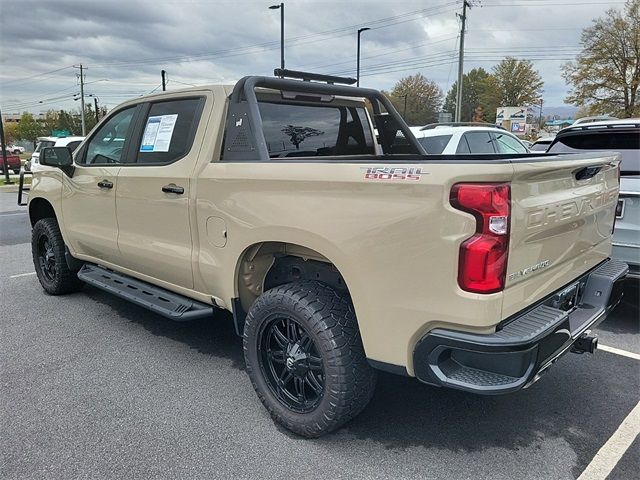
xmin=1 ymin=191 xmax=638 ymax=480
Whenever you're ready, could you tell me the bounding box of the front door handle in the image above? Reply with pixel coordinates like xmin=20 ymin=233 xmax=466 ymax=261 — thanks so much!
xmin=97 ymin=180 xmax=113 ymax=189
xmin=162 ymin=184 xmax=184 ymax=195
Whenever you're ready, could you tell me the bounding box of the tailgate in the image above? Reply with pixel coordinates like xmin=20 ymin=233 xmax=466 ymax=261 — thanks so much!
xmin=502 ymin=152 xmax=620 ymax=318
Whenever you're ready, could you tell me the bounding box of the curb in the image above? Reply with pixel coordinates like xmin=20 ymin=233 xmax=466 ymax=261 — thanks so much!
xmin=0 ymin=184 xmax=20 ymax=193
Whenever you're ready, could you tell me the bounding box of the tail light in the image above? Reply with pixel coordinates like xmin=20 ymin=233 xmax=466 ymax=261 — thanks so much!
xmin=450 ymin=183 xmax=511 ymax=294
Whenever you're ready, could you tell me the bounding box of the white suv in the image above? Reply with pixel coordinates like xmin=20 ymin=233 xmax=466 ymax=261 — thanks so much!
xmin=27 ymin=136 xmax=84 ymax=172
xmin=410 ymin=123 xmax=530 ymax=155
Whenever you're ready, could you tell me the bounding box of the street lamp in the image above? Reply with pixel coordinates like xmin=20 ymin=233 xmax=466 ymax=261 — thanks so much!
xmin=357 ymin=27 xmax=370 ymax=87
xmin=269 ymin=3 xmax=285 ymax=72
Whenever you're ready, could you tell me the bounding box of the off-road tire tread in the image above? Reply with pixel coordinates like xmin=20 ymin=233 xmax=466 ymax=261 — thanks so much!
xmin=244 ymin=280 xmax=376 ymax=438
xmin=32 ymin=218 xmax=84 ymax=295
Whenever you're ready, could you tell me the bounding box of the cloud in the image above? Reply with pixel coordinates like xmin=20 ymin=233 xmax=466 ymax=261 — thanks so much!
xmin=0 ymin=0 xmax=623 ymax=113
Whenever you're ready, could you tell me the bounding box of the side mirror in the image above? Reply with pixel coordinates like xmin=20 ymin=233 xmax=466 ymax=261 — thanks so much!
xmin=40 ymin=147 xmax=73 ymax=167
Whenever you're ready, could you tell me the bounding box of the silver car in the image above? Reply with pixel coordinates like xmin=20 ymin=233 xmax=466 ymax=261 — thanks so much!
xmin=547 ymin=119 xmax=640 ymax=278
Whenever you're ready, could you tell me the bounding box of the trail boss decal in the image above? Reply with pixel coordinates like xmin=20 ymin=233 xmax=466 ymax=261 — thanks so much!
xmin=363 ymin=166 xmax=425 ymax=181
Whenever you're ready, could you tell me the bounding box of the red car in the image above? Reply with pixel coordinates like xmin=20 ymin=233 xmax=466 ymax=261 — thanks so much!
xmin=0 ymin=151 xmax=22 ymax=174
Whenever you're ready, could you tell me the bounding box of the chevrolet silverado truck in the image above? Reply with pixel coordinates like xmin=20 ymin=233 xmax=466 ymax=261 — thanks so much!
xmin=26 ymin=70 xmax=627 ymax=437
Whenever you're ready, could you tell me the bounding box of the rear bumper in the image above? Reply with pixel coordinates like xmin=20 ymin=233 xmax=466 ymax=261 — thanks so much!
xmin=412 ymin=259 xmax=628 ymax=394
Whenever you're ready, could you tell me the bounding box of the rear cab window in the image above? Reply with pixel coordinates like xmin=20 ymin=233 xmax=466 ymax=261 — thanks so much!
xmin=258 ymin=101 xmax=375 ymax=158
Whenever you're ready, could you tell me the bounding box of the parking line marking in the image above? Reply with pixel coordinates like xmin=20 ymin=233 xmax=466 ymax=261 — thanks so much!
xmin=599 ymin=344 xmax=640 ymax=361
xmin=577 ymin=401 xmax=640 ymax=480
xmin=9 ymin=272 xmax=36 ymax=278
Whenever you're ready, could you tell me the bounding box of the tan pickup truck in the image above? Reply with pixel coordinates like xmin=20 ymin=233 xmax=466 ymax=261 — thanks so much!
xmin=26 ymin=70 xmax=627 ymax=437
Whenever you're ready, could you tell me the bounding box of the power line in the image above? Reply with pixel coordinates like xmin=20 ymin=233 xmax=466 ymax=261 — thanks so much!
xmin=85 ymin=2 xmax=459 ymax=69
xmin=0 ymin=66 xmax=74 ymax=87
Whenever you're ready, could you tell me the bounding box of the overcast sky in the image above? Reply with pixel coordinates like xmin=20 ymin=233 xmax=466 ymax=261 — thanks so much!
xmin=0 ymin=0 xmax=627 ymax=115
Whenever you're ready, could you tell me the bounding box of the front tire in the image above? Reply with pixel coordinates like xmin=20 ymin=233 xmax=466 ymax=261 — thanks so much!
xmin=243 ymin=281 xmax=376 ymax=437
xmin=32 ymin=218 xmax=84 ymax=295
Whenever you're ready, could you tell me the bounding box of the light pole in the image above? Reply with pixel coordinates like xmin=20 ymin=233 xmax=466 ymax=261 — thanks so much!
xmin=357 ymin=27 xmax=370 ymax=87
xmin=538 ymin=98 xmax=544 ymax=128
xmin=269 ymin=3 xmax=285 ymax=72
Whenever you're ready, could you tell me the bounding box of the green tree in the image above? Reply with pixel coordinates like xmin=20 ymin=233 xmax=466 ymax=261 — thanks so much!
xmin=388 ymin=73 xmax=443 ymax=125
xmin=16 ymin=113 xmax=44 ymax=144
xmin=42 ymin=110 xmax=59 ymax=135
xmin=562 ymin=0 xmax=640 ymax=117
xmin=492 ymin=57 xmax=544 ymax=106
xmin=443 ymin=68 xmax=501 ymax=122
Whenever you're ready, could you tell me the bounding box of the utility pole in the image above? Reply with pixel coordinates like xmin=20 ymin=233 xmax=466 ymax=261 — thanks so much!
xmin=94 ymin=97 xmax=100 ymax=123
xmin=76 ymin=64 xmax=86 ymax=135
xmin=455 ymin=1 xmax=471 ymax=123
xmin=0 ymin=107 xmax=12 ymax=184
xmin=161 ymin=70 xmax=167 ymax=91
xmin=269 ymin=3 xmax=285 ymax=73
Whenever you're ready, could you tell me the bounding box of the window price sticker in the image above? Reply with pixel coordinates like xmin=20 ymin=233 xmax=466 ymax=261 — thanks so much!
xmin=140 ymin=114 xmax=178 ymax=152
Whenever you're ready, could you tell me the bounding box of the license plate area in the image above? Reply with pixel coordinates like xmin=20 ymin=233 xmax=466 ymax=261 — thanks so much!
xmin=548 ymin=281 xmax=583 ymax=312
xmin=616 ymin=199 xmax=625 ymax=219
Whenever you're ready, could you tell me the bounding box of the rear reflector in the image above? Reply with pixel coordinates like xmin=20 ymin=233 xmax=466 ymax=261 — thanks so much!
xmin=451 ymin=183 xmax=511 ymax=294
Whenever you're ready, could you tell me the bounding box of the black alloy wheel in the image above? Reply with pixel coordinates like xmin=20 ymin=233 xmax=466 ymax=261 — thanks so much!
xmin=37 ymin=234 xmax=57 ymax=283
xmin=31 ymin=218 xmax=84 ymax=295
xmin=259 ymin=316 xmax=324 ymax=413
xmin=243 ymin=280 xmax=376 ymax=437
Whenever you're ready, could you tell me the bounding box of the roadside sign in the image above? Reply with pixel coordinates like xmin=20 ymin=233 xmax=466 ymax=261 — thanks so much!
xmin=51 ymin=130 xmax=70 ymax=137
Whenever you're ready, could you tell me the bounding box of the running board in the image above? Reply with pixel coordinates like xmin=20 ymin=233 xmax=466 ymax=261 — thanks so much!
xmin=77 ymin=264 xmax=214 ymax=321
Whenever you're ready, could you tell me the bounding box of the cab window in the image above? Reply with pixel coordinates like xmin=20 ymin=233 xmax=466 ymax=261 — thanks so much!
xmin=80 ymin=107 xmax=136 ymax=165
xmin=259 ymin=102 xmax=375 ymax=157
xmin=134 ymin=98 xmax=204 ymax=165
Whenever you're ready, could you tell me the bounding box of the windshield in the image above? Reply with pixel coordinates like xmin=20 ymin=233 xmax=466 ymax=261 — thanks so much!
xmin=530 ymin=142 xmax=550 ymax=152
xmin=35 ymin=141 xmax=56 ymax=153
xmin=547 ymin=130 xmax=640 ymax=174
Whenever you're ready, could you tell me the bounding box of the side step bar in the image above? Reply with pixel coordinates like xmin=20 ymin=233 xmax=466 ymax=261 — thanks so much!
xmin=78 ymin=264 xmax=214 ymax=321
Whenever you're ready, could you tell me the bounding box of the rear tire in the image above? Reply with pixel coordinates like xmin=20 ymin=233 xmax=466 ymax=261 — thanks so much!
xmin=32 ymin=218 xmax=84 ymax=295
xmin=243 ymin=280 xmax=376 ymax=437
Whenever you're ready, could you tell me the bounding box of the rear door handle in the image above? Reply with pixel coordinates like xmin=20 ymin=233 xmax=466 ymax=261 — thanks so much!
xmin=162 ymin=183 xmax=184 ymax=194
xmin=97 ymin=180 xmax=113 ymax=189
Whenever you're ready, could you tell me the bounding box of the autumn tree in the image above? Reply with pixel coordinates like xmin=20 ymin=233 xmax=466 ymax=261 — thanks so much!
xmin=3 ymin=123 xmax=19 ymax=144
xmin=388 ymin=73 xmax=443 ymax=125
xmin=562 ymin=0 xmax=640 ymax=117
xmin=443 ymin=68 xmax=501 ymax=122
xmin=492 ymin=57 xmax=544 ymax=106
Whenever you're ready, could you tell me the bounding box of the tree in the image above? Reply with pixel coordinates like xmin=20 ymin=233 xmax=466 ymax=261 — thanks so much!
xmin=4 ymin=123 xmax=19 ymax=144
xmin=16 ymin=113 xmax=44 ymax=145
xmin=562 ymin=0 xmax=640 ymax=117
xmin=388 ymin=73 xmax=443 ymax=125
xmin=281 ymin=125 xmax=324 ymax=150
xmin=492 ymin=57 xmax=544 ymax=106
xmin=443 ymin=68 xmax=501 ymax=122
